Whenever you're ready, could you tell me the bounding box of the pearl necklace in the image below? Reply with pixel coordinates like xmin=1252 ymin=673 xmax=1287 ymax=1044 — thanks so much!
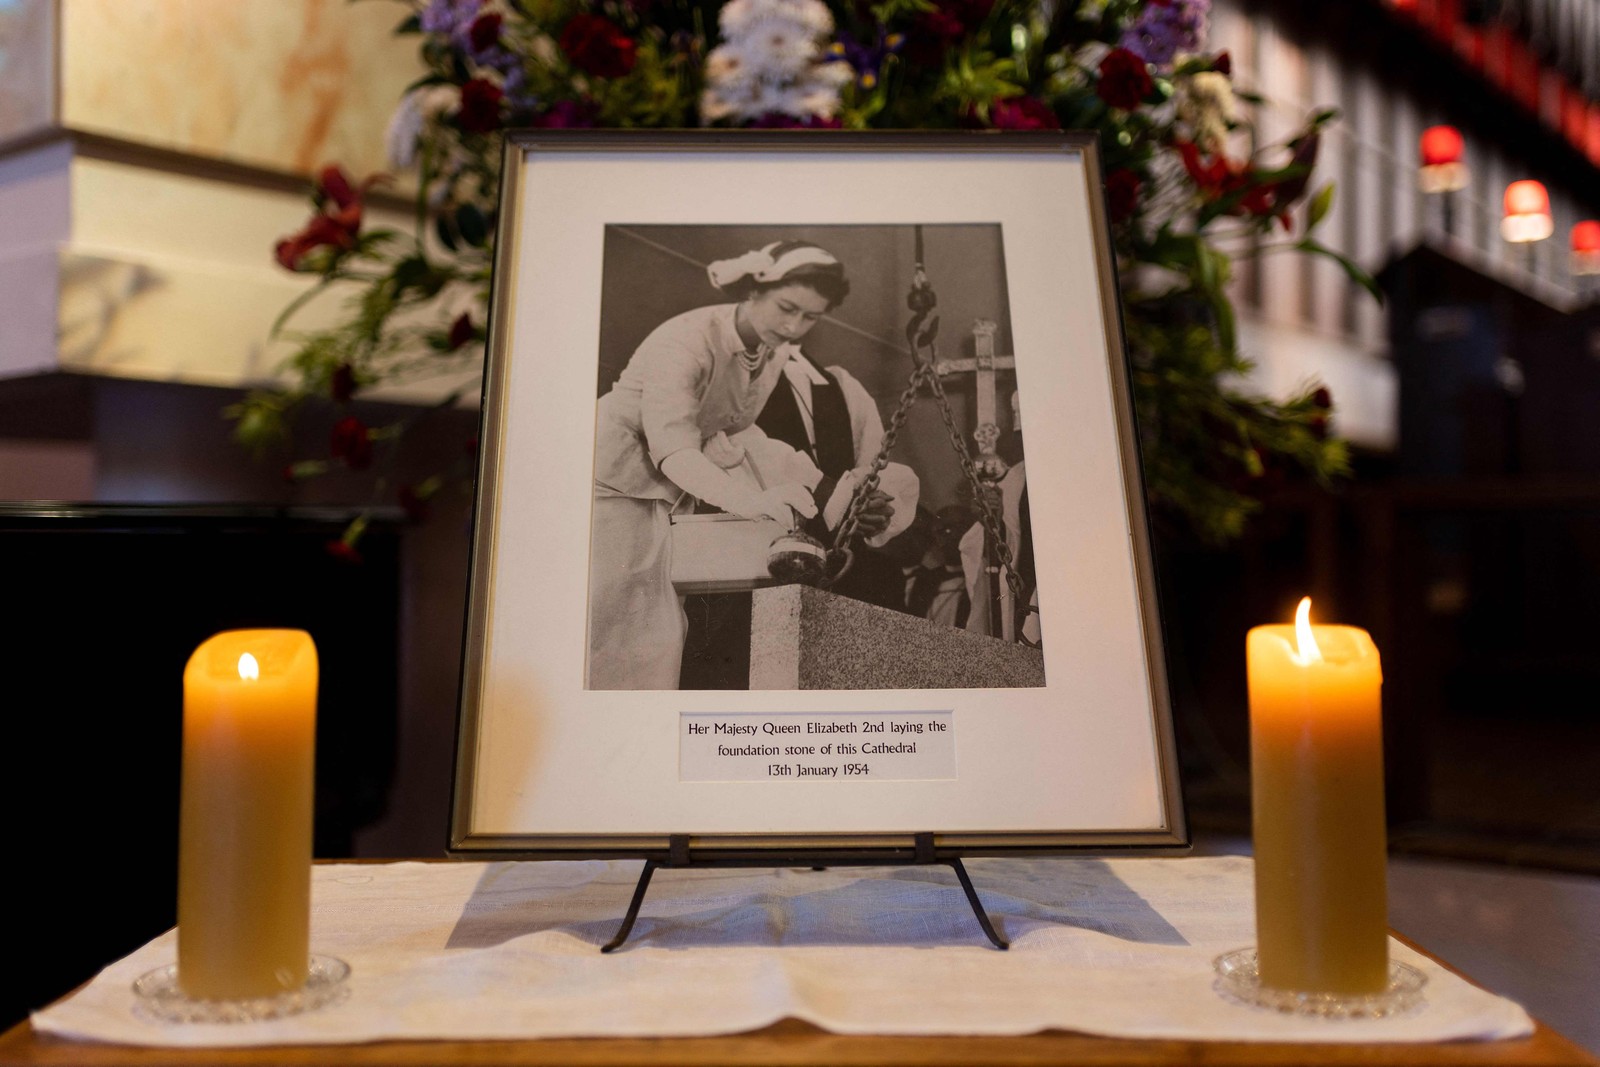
xmin=737 ymin=343 xmax=773 ymax=374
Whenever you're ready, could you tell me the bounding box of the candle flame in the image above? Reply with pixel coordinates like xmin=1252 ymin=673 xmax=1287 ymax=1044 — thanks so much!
xmin=238 ymin=653 xmax=260 ymax=681
xmin=1293 ymin=597 xmax=1323 ymax=663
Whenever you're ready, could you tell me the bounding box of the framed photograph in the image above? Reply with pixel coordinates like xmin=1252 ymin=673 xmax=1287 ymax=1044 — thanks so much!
xmin=451 ymin=130 xmax=1184 ymax=857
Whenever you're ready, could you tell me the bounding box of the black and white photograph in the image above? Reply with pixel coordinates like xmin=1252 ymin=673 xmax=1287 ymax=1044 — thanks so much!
xmin=584 ymin=223 xmax=1043 ymax=692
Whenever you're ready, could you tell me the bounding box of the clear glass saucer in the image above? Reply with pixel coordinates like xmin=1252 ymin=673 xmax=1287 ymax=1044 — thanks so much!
xmin=1213 ymin=948 xmax=1426 ymax=1018
xmin=132 ymin=955 xmax=350 ymax=1023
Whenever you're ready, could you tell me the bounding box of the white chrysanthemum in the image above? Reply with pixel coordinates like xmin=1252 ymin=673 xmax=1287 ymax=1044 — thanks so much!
xmin=385 ymin=86 xmax=458 ymax=169
xmin=528 ymin=31 xmax=561 ymax=68
xmin=705 ymin=45 xmax=752 ymax=84
xmin=1180 ymin=70 xmax=1238 ymax=153
xmin=702 ymin=0 xmax=844 ymax=123
xmin=766 ymin=0 xmax=833 ymax=35
xmin=701 ymin=89 xmax=740 ymax=122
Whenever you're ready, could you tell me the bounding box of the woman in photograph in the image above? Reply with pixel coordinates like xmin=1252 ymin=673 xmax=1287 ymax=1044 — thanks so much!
xmin=587 ymin=240 xmax=852 ymax=690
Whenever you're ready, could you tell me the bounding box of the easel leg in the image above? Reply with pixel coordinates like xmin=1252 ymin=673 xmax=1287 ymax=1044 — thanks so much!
xmin=949 ymin=858 xmax=1010 ymax=950
xmin=601 ymin=859 xmax=659 ymax=953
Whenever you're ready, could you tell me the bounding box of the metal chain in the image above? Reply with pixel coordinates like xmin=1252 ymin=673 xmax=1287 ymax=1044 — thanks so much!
xmin=831 ymin=361 xmax=931 ymax=550
xmin=922 ymin=355 xmax=1029 ymax=630
xmin=822 ymin=359 xmax=934 ymax=585
xmin=825 ymin=345 xmax=1035 ymax=647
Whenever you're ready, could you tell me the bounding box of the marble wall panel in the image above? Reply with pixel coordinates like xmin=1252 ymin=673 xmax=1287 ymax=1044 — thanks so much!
xmin=59 ymin=0 xmax=422 ymax=177
xmin=0 ymin=0 xmax=55 ymax=146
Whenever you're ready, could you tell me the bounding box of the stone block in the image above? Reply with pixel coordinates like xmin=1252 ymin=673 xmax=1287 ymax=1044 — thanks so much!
xmin=750 ymin=584 xmax=1045 ymax=690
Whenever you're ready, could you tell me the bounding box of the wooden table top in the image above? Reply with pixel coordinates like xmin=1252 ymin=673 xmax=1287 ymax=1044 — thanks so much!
xmin=2 ymin=1015 xmax=1596 ymax=1067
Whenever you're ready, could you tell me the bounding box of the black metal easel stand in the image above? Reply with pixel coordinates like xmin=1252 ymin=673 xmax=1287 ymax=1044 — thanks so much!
xmin=601 ymin=833 xmax=1009 ymax=952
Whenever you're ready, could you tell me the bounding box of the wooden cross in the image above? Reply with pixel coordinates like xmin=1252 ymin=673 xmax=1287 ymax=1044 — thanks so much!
xmin=933 ymin=319 xmax=1015 ymax=481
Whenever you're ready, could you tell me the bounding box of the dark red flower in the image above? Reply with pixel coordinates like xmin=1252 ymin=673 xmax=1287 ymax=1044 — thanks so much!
xmin=398 ymin=484 xmax=432 ymax=523
xmin=1176 ymin=140 xmax=1288 ymax=223
xmin=468 ymin=12 xmax=503 ymax=52
xmin=530 ymin=99 xmax=599 ymax=128
xmin=1097 ymin=48 xmax=1154 ymax=110
xmin=1105 ymin=168 xmax=1142 ymax=223
xmin=1307 ymin=412 xmax=1330 ymax=440
xmin=990 ymin=96 xmax=1061 ymax=130
xmin=1272 ymin=133 xmax=1320 ymax=211
xmin=447 ymin=312 xmax=477 ymax=351
xmin=273 ymin=166 xmax=380 ymax=271
xmin=325 ymin=539 xmax=364 ymax=565
xmin=558 ymin=14 xmax=637 ymax=79
xmin=905 ymin=0 xmax=991 ymax=66
xmin=1312 ymin=387 xmax=1332 ymax=409
xmin=330 ymin=415 xmax=373 ymax=470
xmin=275 ymin=216 xmax=353 ymax=271
xmin=458 ymin=78 xmax=504 ymax=134
xmin=1212 ymin=50 xmax=1232 ymax=76
xmin=330 ymin=362 xmax=358 ymax=403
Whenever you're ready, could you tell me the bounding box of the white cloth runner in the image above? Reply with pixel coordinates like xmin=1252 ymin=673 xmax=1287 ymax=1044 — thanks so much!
xmin=33 ymin=856 xmax=1533 ymax=1048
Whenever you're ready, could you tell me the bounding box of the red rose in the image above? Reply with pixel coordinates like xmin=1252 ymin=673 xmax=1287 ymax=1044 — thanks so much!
xmin=330 ymin=362 xmax=358 ymax=403
xmin=325 ymin=539 xmax=364 ymax=566
xmin=398 ymin=484 xmax=432 ymax=523
xmin=990 ymin=96 xmax=1061 ymax=130
xmin=1312 ymin=386 xmax=1332 ymax=409
xmin=468 ymin=12 xmax=502 ymax=53
xmin=330 ymin=415 xmax=373 ymax=470
xmin=458 ymin=78 xmax=504 ymax=134
xmin=558 ymin=14 xmax=637 ymax=79
xmin=1105 ymin=168 xmax=1142 ymax=223
xmin=905 ymin=1 xmax=990 ymax=67
xmin=1212 ymin=50 xmax=1232 ymax=76
xmin=447 ymin=312 xmax=477 ymax=351
xmin=1097 ymin=48 xmax=1154 ymax=110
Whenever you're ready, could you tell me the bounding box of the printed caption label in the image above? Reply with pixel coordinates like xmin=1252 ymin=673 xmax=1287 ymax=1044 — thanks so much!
xmin=679 ymin=711 xmax=955 ymax=782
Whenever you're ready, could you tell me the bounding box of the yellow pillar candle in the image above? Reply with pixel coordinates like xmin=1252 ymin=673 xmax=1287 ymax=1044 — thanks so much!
xmin=178 ymin=629 xmax=317 ymax=1000
xmin=1247 ymin=598 xmax=1388 ymax=994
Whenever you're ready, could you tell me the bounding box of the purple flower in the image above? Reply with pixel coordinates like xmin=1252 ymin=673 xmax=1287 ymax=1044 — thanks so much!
xmin=419 ymin=0 xmax=481 ymax=37
xmin=1120 ymin=0 xmax=1209 ymax=67
xmin=747 ymin=112 xmax=844 ymax=129
xmin=825 ymin=29 xmax=904 ymax=91
xmin=529 ymin=99 xmax=599 ymax=128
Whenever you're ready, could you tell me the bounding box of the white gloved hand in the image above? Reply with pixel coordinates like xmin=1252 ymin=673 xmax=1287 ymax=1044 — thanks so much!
xmin=735 ymin=484 xmax=819 ymax=525
xmin=661 ymin=450 xmax=818 ymax=525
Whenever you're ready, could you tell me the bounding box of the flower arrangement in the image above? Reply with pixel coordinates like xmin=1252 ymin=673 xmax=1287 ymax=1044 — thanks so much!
xmin=240 ymin=0 xmax=1371 ymax=548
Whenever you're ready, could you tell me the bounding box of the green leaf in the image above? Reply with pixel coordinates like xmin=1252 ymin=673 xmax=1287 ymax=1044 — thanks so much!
xmin=435 ymin=213 xmax=460 ymax=253
xmin=1306 ymin=183 xmax=1335 ymax=233
xmin=455 ymin=203 xmax=490 ymax=248
xmin=1295 ymin=239 xmax=1384 ymax=304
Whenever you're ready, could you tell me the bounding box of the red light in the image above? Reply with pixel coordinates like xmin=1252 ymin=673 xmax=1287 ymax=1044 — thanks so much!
xmin=1504 ymin=180 xmax=1550 ymax=218
xmin=1573 ymin=220 xmax=1600 ymax=254
xmin=1419 ymin=126 xmax=1463 ymax=167
xmin=1574 ymin=221 xmax=1600 ymax=276
xmin=1502 ymin=180 xmax=1553 ymax=242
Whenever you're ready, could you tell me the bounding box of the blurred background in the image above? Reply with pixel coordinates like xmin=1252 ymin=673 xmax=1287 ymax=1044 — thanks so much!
xmin=1 ymin=0 xmax=1597 ymax=1049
